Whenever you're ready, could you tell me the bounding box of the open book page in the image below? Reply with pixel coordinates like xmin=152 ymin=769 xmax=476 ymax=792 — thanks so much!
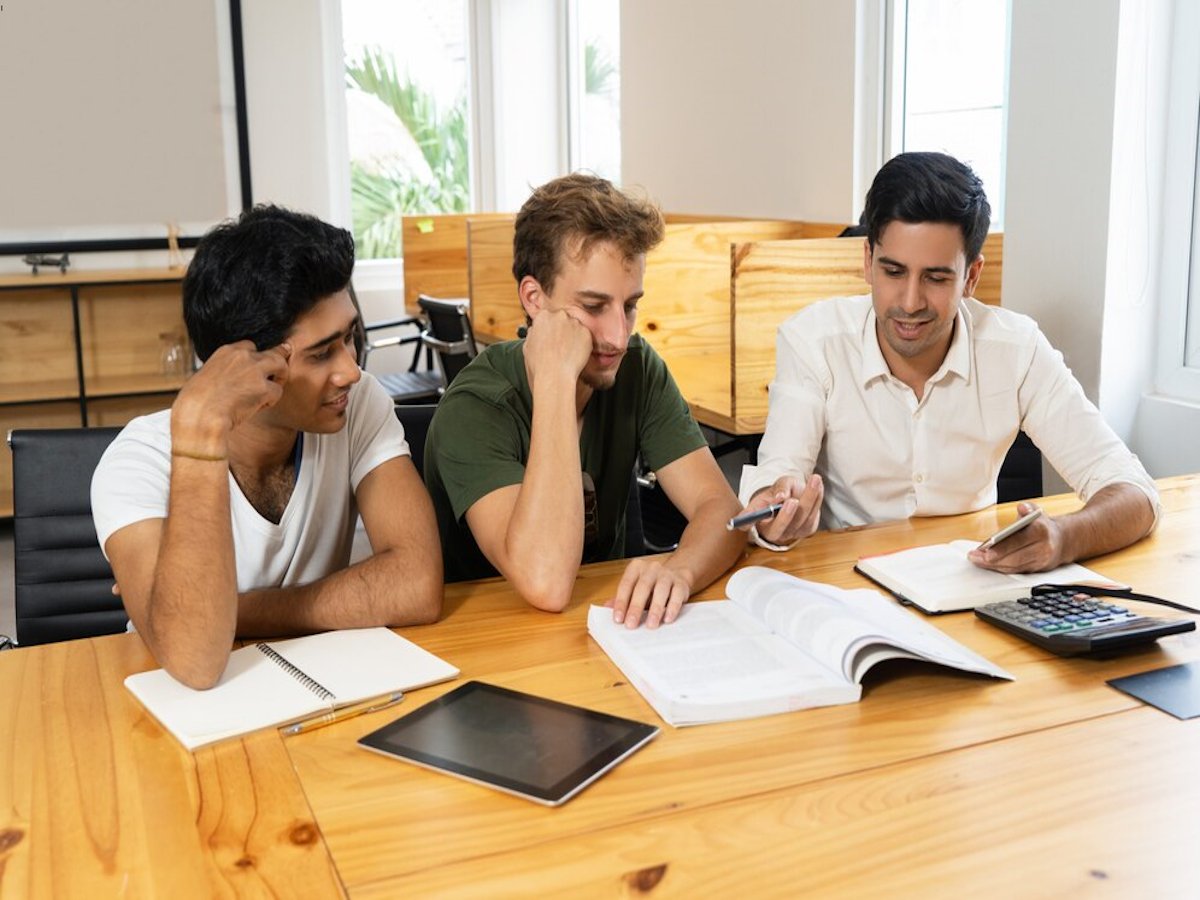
xmin=943 ymin=541 xmax=1121 ymax=589
xmin=586 ymin=604 xmax=857 ymax=726
xmin=124 ymin=627 xmax=460 ymax=750
xmin=726 ymin=567 xmax=1012 ymax=684
xmin=125 ymin=643 xmax=327 ymax=749
xmin=267 ymin=627 xmax=460 ymax=704
xmin=862 ymin=542 xmax=1118 ymax=611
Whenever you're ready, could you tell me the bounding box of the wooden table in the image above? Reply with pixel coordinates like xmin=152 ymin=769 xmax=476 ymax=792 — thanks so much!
xmin=3 ymin=477 xmax=1199 ymax=897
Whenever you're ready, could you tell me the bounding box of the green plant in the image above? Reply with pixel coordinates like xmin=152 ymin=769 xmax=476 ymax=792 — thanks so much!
xmin=346 ymin=47 xmax=470 ymax=259
xmin=585 ymin=41 xmax=617 ymax=96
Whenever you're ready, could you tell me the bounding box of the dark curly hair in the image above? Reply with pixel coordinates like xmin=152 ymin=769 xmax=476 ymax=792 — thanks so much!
xmin=863 ymin=152 xmax=991 ymax=261
xmin=183 ymin=205 xmax=355 ymax=361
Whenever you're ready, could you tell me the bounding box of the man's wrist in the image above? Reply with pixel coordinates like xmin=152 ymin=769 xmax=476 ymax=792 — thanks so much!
xmin=750 ymin=525 xmax=796 ymax=552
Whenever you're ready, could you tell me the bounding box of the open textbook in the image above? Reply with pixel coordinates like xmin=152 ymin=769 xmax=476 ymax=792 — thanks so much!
xmin=587 ymin=566 xmax=1011 ymax=727
xmin=855 ymin=540 xmax=1122 ymax=614
xmin=125 ymin=627 xmax=459 ymax=750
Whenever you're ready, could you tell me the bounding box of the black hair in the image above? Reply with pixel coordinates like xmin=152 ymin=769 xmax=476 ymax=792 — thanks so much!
xmin=182 ymin=205 xmax=355 ymax=361
xmin=862 ymin=152 xmax=991 ymax=261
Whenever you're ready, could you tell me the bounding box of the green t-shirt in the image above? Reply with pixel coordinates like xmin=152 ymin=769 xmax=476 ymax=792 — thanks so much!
xmin=424 ymin=334 xmax=706 ymax=583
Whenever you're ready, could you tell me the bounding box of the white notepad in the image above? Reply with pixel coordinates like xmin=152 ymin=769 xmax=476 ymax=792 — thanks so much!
xmin=125 ymin=627 xmax=459 ymax=750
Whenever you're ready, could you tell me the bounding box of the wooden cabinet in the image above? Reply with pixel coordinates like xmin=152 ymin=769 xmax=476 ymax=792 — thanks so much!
xmin=0 ymin=268 xmax=190 ymax=516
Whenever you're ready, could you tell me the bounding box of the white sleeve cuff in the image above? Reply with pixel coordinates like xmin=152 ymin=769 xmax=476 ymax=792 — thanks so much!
xmin=750 ymin=525 xmax=797 ymax=552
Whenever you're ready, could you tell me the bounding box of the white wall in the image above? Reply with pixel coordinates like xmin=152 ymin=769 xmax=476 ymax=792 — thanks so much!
xmin=1003 ymin=0 xmax=1121 ymax=404
xmin=1005 ymin=0 xmax=1199 ymax=479
xmin=241 ymin=0 xmax=342 ymax=220
xmin=620 ymin=0 xmax=859 ymax=222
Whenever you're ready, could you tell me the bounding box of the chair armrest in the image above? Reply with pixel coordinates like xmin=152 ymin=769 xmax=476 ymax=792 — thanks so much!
xmin=363 ymin=315 xmax=422 ymax=333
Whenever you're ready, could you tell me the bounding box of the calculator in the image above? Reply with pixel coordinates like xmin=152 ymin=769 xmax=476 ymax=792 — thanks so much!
xmin=975 ymin=587 xmax=1195 ymax=655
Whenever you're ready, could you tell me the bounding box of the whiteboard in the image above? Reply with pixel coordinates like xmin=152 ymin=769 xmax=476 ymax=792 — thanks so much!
xmin=0 ymin=0 xmax=245 ymax=251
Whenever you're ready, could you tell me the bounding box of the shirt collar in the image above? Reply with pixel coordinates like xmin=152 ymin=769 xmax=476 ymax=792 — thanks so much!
xmin=860 ymin=300 xmax=972 ymax=388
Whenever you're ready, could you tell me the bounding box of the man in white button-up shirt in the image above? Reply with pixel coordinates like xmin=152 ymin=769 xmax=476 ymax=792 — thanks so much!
xmin=737 ymin=152 xmax=1159 ymax=574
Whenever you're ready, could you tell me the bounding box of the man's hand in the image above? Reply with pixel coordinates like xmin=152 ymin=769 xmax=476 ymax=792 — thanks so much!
xmin=522 ymin=309 xmax=593 ymax=389
xmin=611 ymin=558 xmax=693 ymax=629
xmin=968 ymin=501 xmax=1067 ymax=573
xmin=171 ymin=341 xmax=291 ymax=454
xmin=736 ymin=474 xmax=824 ymax=546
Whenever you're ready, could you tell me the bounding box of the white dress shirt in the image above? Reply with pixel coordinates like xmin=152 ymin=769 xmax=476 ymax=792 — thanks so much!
xmin=739 ymin=295 xmax=1160 ymax=536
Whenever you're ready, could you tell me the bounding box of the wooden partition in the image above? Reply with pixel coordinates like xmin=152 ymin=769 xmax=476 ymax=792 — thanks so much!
xmin=466 ymin=216 xmax=847 ymax=431
xmin=728 ymin=232 xmax=1004 ymax=432
xmin=400 ymin=213 xmax=513 ymax=314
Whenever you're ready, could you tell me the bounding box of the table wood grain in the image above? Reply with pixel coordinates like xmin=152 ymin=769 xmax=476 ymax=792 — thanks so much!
xmin=1 ymin=476 xmax=1196 ymax=897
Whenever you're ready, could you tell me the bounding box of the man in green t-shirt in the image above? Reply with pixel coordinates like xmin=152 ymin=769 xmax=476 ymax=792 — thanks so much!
xmin=425 ymin=173 xmax=743 ymax=628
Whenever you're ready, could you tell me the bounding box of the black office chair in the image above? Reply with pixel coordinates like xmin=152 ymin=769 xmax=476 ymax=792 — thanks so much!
xmin=416 ymin=294 xmax=478 ymax=388
xmin=624 ymin=470 xmax=646 ymax=558
xmin=997 ymin=431 xmax=1043 ymax=503
xmin=9 ymin=427 xmax=127 ymax=645
xmin=635 ymin=468 xmax=686 ymax=553
xmin=350 ymin=283 xmax=443 ymax=405
xmin=394 ymin=403 xmax=438 ymax=477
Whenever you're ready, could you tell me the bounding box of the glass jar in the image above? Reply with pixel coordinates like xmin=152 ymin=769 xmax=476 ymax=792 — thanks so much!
xmin=159 ymin=332 xmax=188 ymax=377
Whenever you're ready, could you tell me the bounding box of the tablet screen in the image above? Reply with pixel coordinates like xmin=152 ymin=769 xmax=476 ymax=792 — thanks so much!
xmin=358 ymin=681 xmax=659 ymax=805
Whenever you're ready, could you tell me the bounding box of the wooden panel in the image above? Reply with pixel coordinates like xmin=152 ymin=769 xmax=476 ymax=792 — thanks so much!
xmin=0 ymin=634 xmax=345 ymax=898
xmin=77 ymin=283 xmax=190 ymax=398
xmin=729 ymin=232 xmax=1004 ymax=432
xmin=976 ymin=230 xmax=1004 ymax=307
xmin=465 ymin=216 xmax=519 ymax=342
xmin=0 ymin=290 xmax=78 ymax=404
xmin=0 ymin=268 xmax=183 ymax=289
xmin=466 ymin=217 xmax=829 ymax=429
xmin=641 ymin=220 xmax=813 ymax=426
xmin=87 ymin=394 xmax=176 ymax=427
xmin=401 ymin=213 xmax=511 ymax=315
xmin=0 ymin=402 xmax=82 ymax=517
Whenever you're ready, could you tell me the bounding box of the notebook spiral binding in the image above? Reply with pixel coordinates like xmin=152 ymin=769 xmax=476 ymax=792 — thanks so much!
xmin=256 ymin=642 xmax=335 ymax=701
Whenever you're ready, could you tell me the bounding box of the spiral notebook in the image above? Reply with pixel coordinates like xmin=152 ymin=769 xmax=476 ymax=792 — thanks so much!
xmin=124 ymin=627 xmax=459 ymax=751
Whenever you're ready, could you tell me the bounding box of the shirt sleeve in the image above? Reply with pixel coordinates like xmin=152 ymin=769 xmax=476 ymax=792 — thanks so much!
xmin=738 ymin=320 xmax=828 ymax=505
xmin=1017 ymin=329 xmax=1161 ymax=525
xmin=348 ymin=373 xmax=411 ymax=490
xmin=91 ymin=418 xmax=172 ymax=558
xmin=430 ymin=390 xmax=528 ymax=522
xmin=636 ymin=343 xmax=707 ymax=471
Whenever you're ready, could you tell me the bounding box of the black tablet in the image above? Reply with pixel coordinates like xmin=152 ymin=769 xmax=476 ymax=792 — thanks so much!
xmin=358 ymin=680 xmax=659 ymax=806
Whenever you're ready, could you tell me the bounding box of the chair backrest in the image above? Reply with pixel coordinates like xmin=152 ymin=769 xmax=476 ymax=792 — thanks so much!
xmin=997 ymin=430 xmax=1043 ymax=503
xmin=394 ymin=404 xmax=438 ymax=477
xmin=9 ymin=427 xmax=127 ymax=645
xmin=417 ymin=294 xmax=478 ymax=387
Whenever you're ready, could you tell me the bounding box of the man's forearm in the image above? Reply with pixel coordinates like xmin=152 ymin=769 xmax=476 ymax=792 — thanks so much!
xmin=664 ymin=495 xmax=745 ymax=595
xmin=143 ymin=458 xmax=240 ymax=688
xmin=1058 ymin=482 xmax=1156 ymax=564
xmin=503 ymin=377 xmax=586 ymax=609
xmin=236 ymin=545 xmax=442 ymax=637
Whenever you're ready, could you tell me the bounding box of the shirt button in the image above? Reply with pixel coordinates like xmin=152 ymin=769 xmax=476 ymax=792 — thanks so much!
xmin=914 ymin=473 xmax=925 ymax=484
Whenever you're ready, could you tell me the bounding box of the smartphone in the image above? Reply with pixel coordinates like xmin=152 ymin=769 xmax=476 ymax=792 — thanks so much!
xmin=977 ymin=508 xmax=1043 ymax=551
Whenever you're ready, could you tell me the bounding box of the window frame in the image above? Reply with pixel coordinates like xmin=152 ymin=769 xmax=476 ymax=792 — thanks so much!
xmin=1154 ymin=0 xmax=1200 ymax=401
xmin=882 ymin=0 xmax=1011 ymax=228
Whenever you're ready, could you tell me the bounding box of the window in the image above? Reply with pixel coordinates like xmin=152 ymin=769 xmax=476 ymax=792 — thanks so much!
xmin=886 ymin=0 xmax=1009 ymax=226
xmin=1156 ymin=0 xmax=1200 ymax=400
xmin=567 ymin=0 xmax=621 ymax=180
xmin=337 ymin=0 xmax=622 ymax=262
xmin=341 ymin=0 xmax=471 ymax=260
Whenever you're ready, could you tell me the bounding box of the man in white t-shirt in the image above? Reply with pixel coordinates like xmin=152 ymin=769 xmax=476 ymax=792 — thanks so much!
xmin=92 ymin=206 xmax=442 ymax=689
xmin=735 ymin=152 xmax=1158 ymax=573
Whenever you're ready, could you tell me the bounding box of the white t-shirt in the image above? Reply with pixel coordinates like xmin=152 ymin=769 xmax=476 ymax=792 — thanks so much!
xmin=91 ymin=372 xmax=409 ymax=592
xmin=740 ymin=295 xmax=1160 ymax=531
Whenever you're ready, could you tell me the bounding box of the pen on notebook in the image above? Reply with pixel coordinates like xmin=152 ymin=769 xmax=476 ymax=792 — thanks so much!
xmin=280 ymin=690 xmax=405 ymax=736
xmin=726 ymin=503 xmax=785 ymax=531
